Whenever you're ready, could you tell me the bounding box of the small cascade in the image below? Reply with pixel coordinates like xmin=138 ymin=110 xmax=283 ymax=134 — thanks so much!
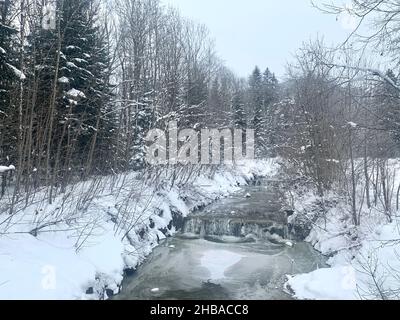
xmin=183 ymin=216 xmax=288 ymax=240
xmin=182 ymin=178 xmax=292 ymax=242
xmin=184 ymin=217 xmax=244 ymax=237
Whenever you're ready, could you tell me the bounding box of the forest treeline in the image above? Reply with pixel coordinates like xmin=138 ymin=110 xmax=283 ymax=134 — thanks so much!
xmin=0 ymin=0 xmax=280 ymax=203
xmin=2 ymin=0 xmax=400 ymax=228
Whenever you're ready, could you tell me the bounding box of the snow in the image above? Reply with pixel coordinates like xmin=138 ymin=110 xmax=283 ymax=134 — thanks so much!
xmin=0 ymin=234 xmax=98 ymax=300
xmin=58 ymin=77 xmax=70 ymax=84
xmin=0 ymin=23 xmax=18 ymax=34
xmin=335 ymin=64 xmax=400 ymax=92
xmin=286 ymin=159 xmax=400 ymax=300
xmin=0 ymin=165 xmax=15 ymax=173
xmin=0 ymin=159 xmax=279 ymax=299
xmin=326 ymin=159 xmax=340 ymax=164
xmin=66 ymin=62 xmax=78 ymax=69
xmin=200 ymin=250 xmax=244 ymax=280
xmin=66 ymin=45 xmax=80 ymax=50
xmin=166 ymin=189 xmax=189 ymax=217
xmin=73 ymin=58 xmax=88 ymax=64
xmin=67 ymin=89 xmax=86 ymax=99
xmin=287 ymin=267 xmax=358 ymax=300
xmin=287 ymin=220 xmax=400 ymax=300
xmin=347 ymin=122 xmax=358 ymax=128
xmin=0 ymin=47 xmax=6 ymax=55
xmin=6 ymin=63 xmax=26 ymax=81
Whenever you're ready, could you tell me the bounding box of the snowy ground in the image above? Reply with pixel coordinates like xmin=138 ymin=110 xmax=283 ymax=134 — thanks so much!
xmin=0 ymin=159 xmax=279 ymax=300
xmin=287 ymin=217 xmax=400 ymax=300
xmin=286 ymin=160 xmax=400 ymax=300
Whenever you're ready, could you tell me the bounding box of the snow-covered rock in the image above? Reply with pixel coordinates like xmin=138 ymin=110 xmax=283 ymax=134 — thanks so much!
xmin=285 ymin=241 xmax=294 ymax=247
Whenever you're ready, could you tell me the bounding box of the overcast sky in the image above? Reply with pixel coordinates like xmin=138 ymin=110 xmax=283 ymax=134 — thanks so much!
xmin=162 ymin=0 xmax=356 ymax=79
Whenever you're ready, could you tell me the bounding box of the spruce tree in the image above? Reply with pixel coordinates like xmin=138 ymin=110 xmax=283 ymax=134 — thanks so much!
xmin=23 ymin=1 xmax=61 ymax=178
xmin=24 ymin=0 xmax=115 ymax=177
xmin=59 ymin=0 xmax=115 ymax=173
xmin=232 ymin=91 xmax=246 ymax=129
xmin=208 ymin=78 xmax=224 ymax=126
xmin=263 ymin=68 xmax=278 ymax=106
xmin=374 ymin=70 xmax=400 ymax=157
xmin=249 ymin=66 xmax=264 ymax=155
xmin=262 ymin=67 xmax=279 ymax=156
xmin=0 ymin=0 xmax=21 ymax=164
xmin=183 ymin=67 xmax=208 ymax=127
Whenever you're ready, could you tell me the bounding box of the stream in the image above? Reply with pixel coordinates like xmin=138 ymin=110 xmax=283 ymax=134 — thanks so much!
xmin=115 ymin=179 xmax=326 ymax=300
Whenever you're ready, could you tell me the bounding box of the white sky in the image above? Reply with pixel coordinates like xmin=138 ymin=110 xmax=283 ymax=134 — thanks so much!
xmin=162 ymin=0 xmax=356 ymax=79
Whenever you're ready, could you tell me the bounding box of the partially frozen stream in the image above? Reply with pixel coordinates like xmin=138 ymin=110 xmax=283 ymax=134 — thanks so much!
xmin=115 ymin=180 xmax=326 ymax=300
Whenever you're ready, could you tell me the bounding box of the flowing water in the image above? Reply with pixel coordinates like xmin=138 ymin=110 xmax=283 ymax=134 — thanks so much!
xmin=115 ymin=179 xmax=326 ymax=300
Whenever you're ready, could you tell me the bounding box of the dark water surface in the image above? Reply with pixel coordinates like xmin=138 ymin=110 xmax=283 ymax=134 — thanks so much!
xmin=115 ymin=181 xmax=326 ymax=300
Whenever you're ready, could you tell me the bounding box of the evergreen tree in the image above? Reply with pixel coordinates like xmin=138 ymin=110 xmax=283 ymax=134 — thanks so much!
xmin=24 ymin=0 xmax=115 ymax=177
xmin=208 ymin=78 xmax=224 ymax=126
xmin=262 ymin=67 xmax=279 ymax=155
xmin=262 ymin=68 xmax=278 ymax=106
xmin=23 ymin=1 xmax=63 ymax=178
xmin=373 ymin=70 xmax=400 ymax=157
xmin=249 ymin=66 xmax=264 ymax=155
xmin=232 ymin=90 xmax=246 ymax=129
xmin=0 ymin=0 xmax=21 ymax=164
xmin=183 ymin=66 xmax=208 ymax=127
xmin=59 ymin=0 xmax=115 ymax=173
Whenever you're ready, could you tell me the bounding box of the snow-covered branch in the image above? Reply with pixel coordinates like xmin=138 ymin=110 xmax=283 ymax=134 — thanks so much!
xmin=0 ymin=165 xmax=15 ymax=173
xmin=332 ymin=64 xmax=400 ymax=92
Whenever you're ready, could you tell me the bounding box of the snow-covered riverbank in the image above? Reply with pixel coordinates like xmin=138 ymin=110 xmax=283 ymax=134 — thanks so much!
xmin=286 ymin=161 xmax=400 ymax=300
xmin=0 ymin=160 xmax=279 ymax=300
xmin=287 ymin=215 xmax=400 ymax=300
